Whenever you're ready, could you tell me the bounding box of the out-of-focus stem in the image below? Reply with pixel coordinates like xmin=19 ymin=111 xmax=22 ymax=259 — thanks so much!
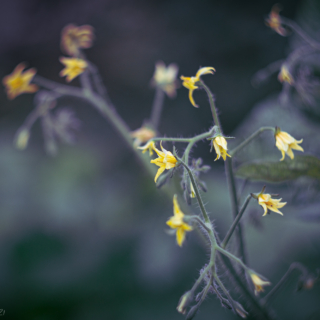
xmin=280 ymin=17 xmax=320 ymax=50
xmin=150 ymin=87 xmax=165 ymax=130
xmin=33 ymin=75 xmax=154 ymax=174
xmin=152 ymin=137 xmax=192 ymax=143
xmin=261 ymin=262 xmax=308 ymax=307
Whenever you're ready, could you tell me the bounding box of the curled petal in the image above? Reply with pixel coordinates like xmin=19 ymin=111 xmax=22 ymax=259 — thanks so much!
xmin=195 ymin=67 xmax=216 ymax=79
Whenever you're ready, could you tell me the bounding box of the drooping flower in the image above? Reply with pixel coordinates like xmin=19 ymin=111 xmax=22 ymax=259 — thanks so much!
xmin=152 ymin=61 xmax=179 ymax=98
xmin=150 ymin=143 xmax=177 ymax=182
xmin=166 ymin=195 xmax=193 ymax=246
xmin=249 ymin=272 xmax=271 ymax=296
xmin=265 ymin=4 xmax=287 ymax=36
xmin=278 ymin=65 xmax=294 ymax=85
xmin=275 ymin=130 xmax=304 ymax=161
xmin=59 ymin=57 xmax=88 ymax=82
xmin=258 ymin=193 xmax=286 ymax=216
xmin=61 ymin=24 xmax=94 ymax=57
xmin=137 ymin=140 xmax=156 ymax=156
xmin=180 ymin=67 xmax=215 ymax=107
xmin=131 ymin=126 xmax=156 ymax=147
xmin=212 ymin=136 xmax=231 ymax=161
xmin=2 ymin=63 xmax=38 ymax=100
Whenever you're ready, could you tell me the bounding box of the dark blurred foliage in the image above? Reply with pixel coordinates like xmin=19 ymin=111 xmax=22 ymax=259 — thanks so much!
xmin=1 ymin=0 xmax=320 ymax=319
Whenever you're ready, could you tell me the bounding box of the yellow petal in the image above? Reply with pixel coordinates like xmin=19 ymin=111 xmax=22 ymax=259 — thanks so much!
xmin=173 ymin=195 xmax=181 ymax=214
xmin=176 ymin=227 xmax=186 ymax=246
xmin=154 ymin=166 xmax=166 ymax=182
xmin=195 ymin=67 xmax=216 ymax=79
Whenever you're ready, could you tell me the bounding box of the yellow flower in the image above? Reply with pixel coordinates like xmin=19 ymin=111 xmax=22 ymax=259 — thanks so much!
xmin=258 ymin=193 xmax=286 ymax=216
xmin=212 ymin=136 xmax=231 ymax=161
xmin=137 ymin=140 xmax=156 ymax=156
xmin=152 ymin=61 xmax=179 ymax=97
xmin=59 ymin=57 xmax=88 ymax=82
xmin=275 ymin=130 xmax=304 ymax=161
xmin=265 ymin=4 xmax=287 ymax=36
xmin=150 ymin=143 xmax=178 ymax=182
xmin=166 ymin=195 xmax=193 ymax=246
xmin=278 ymin=65 xmax=294 ymax=85
xmin=131 ymin=127 xmax=156 ymax=147
xmin=2 ymin=63 xmax=38 ymax=100
xmin=61 ymin=24 xmax=94 ymax=57
xmin=249 ymin=273 xmax=271 ymax=296
xmin=180 ymin=67 xmax=215 ymax=107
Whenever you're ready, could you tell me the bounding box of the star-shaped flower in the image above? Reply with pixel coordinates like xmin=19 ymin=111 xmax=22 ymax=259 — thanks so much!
xmin=59 ymin=57 xmax=88 ymax=82
xmin=258 ymin=193 xmax=286 ymax=216
xmin=152 ymin=61 xmax=179 ymax=98
xmin=166 ymin=195 xmax=193 ymax=246
xmin=61 ymin=24 xmax=95 ymax=57
xmin=180 ymin=67 xmax=215 ymax=107
xmin=212 ymin=136 xmax=231 ymax=161
xmin=275 ymin=130 xmax=303 ymax=161
xmin=2 ymin=63 xmax=38 ymax=100
xmin=150 ymin=143 xmax=177 ymax=182
xmin=265 ymin=4 xmax=287 ymax=36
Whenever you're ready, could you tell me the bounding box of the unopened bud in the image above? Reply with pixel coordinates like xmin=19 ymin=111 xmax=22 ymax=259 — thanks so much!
xmin=15 ymin=129 xmax=30 ymax=150
xmin=234 ymin=301 xmax=248 ymax=318
xmin=177 ymin=291 xmax=193 ymax=314
xmin=186 ymin=305 xmax=198 ymax=320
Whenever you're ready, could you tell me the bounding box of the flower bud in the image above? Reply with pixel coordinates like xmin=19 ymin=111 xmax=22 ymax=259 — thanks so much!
xmin=177 ymin=291 xmax=194 ymax=314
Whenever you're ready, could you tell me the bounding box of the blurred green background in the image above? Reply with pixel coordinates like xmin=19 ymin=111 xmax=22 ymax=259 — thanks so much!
xmin=0 ymin=0 xmax=320 ymax=319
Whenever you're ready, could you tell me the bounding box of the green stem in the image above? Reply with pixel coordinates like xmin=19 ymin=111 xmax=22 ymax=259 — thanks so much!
xmin=179 ymin=159 xmax=210 ymax=223
xmin=152 ymin=137 xmax=192 ymax=143
xmin=186 ymin=274 xmax=213 ymax=319
xmin=225 ymin=157 xmax=246 ymax=263
xmin=261 ymin=262 xmax=308 ymax=307
xmin=230 ymin=127 xmax=275 ymax=157
xmin=188 ymin=215 xmax=211 ymax=233
xmin=150 ymin=87 xmax=165 ymax=130
xmin=190 ymin=263 xmax=212 ymax=294
xmin=216 ymin=252 xmax=272 ymax=320
xmin=199 ymin=80 xmax=221 ymax=131
xmin=222 ymin=195 xmax=252 ymax=249
xmin=216 ymin=246 xmax=249 ymax=272
xmin=213 ymin=271 xmax=238 ymax=313
xmin=184 ymin=126 xmax=216 ymax=163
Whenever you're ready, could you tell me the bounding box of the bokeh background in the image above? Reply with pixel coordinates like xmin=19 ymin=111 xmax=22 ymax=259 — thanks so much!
xmin=0 ymin=0 xmax=320 ymax=319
